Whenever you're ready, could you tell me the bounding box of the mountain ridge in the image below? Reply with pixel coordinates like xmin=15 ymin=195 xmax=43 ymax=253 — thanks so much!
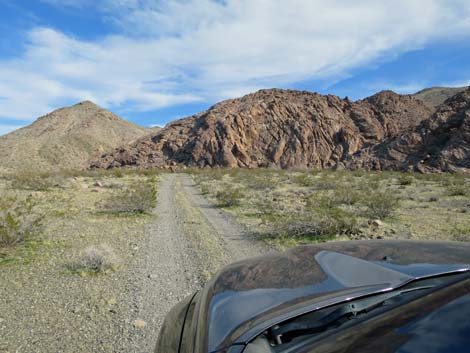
xmin=91 ymin=88 xmax=436 ymax=170
xmin=0 ymin=101 xmax=149 ymax=174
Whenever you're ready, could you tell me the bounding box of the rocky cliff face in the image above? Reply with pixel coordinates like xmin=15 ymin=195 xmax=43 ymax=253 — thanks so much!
xmin=92 ymin=89 xmax=432 ymax=170
xmin=345 ymin=88 xmax=470 ymax=172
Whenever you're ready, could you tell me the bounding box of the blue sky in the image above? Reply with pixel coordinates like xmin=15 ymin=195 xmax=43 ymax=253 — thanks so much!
xmin=0 ymin=0 xmax=469 ymax=135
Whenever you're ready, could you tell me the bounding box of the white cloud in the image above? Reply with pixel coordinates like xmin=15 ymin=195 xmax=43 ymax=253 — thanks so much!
xmin=1 ymin=0 xmax=470 ymax=121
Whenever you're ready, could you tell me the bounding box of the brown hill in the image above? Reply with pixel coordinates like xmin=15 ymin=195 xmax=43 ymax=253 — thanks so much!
xmin=345 ymin=87 xmax=470 ymax=173
xmin=0 ymin=101 xmax=149 ymax=174
xmin=91 ymin=89 xmax=431 ymax=170
xmin=412 ymin=86 xmax=469 ymax=109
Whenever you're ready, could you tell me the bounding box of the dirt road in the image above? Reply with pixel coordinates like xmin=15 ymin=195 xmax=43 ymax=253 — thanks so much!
xmin=117 ymin=173 xmax=270 ymax=352
xmin=0 ymin=174 xmax=270 ymax=353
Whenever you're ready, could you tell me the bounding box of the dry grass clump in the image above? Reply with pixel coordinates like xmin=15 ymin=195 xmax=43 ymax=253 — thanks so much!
xmin=100 ymin=181 xmax=157 ymax=214
xmin=69 ymin=244 xmax=119 ymax=274
xmin=0 ymin=196 xmax=43 ymax=248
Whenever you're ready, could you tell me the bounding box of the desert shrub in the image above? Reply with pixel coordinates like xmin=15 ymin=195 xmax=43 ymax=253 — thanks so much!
xmin=447 ymin=184 xmax=467 ymax=196
xmin=362 ymin=191 xmax=400 ymax=219
xmin=11 ymin=173 xmax=63 ymax=191
xmin=306 ymin=187 xmax=362 ymax=209
xmin=293 ymin=173 xmax=317 ymax=187
xmin=69 ymin=244 xmax=119 ymax=274
xmin=0 ymin=197 xmax=43 ymax=247
xmin=306 ymin=194 xmax=337 ymax=209
xmin=450 ymin=225 xmax=470 ymax=242
xmin=112 ymin=169 xmax=124 ymax=178
xmin=397 ymin=174 xmax=414 ymax=186
xmin=246 ymin=177 xmax=273 ymax=190
xmin=100 ymin=182 xmax=157 ymax=214
xmin=270 ymin=208 xmax=359 ymax=241
xmin=216 ymin=188 xmax=243 ymax=207
xmin=331 ymin=187 xmax=363 ymax=205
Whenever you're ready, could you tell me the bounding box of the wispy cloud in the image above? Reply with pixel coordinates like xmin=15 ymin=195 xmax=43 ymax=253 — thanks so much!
xmin=1 ymin=0 xmax=470 ymax=122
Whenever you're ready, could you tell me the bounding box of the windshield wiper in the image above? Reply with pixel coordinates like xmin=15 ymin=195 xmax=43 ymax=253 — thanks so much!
xmin=269 ymin=285 xmax=433 ymax=345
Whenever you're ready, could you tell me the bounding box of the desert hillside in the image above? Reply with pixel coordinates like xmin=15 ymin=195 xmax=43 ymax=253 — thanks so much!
xmin=0 ymin=101 xmax=149 ymax=174
xmin=91 ymin=88 xmax=432 ymax=170
xmin=412 ymin=86 xmax=469 ymax=108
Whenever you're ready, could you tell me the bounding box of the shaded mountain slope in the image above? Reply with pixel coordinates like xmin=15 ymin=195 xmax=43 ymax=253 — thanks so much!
xmin=92 ymin=89 xmax=431 ymax=170
xmin=0 ymin=101 xmax=149 ymax=173
xmin=345 ymin=88 xmax=470 ymax=172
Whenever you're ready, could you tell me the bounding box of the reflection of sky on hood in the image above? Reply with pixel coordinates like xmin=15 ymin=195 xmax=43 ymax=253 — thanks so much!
xmin=375 ymin=262 xmax=469 ymax=278
xmin=396 ymin=295 xmax=470 ymax=353
xmin=207 ymin=251 xmax=470 ymax=352
xmin=209 ymin=278 xmax=344 ymax=351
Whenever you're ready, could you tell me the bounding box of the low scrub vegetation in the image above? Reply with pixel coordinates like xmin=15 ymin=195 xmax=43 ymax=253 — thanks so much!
xmin=192 ymin=168 xmax=470 ymax=247
xmin=215 ymin=188 xmax=244 ymax=207
xmin=99 ymin=180 xmax=157 ymax=214
xmin=68 ymin=244 xmax=120 ymax=274
xmin=0 ymin=196 xmax=43 ymax=248
xmin=362 ymin=191 xmax=400 ymax=219
xmin=10 ymin=173 xmax=65 ymax=191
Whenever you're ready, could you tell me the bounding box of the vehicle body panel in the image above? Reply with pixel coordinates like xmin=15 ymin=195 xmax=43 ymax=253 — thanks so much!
xmin=156 ymin=240 xmax=470 ymax=353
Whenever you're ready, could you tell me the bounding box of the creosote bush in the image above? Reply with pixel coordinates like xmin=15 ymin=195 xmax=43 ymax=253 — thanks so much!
xmin=447 ymin=184 xmax=467 ymax=196
xmin=215 ymin=188 xmax=244 ymax=207
xmin=100 ymin=182 xmax=157 ymax=214
xmin=69 ymin=244 xmax=119 ymax=274
xmin=0 ymin=196 xmax=43 ymax=248
xmin=363 ymin=191 xmax=400 ymax=219
xmin=271 ymin=209 xmax=359 ymax=241
xmin=398 ymin=174 xmax=414 ymax=186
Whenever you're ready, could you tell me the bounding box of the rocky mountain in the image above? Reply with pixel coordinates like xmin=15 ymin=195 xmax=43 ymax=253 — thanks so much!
xmin=0 ymin=101 xmax=149 ymax=174
xmin=91 ymin=89 xmax=432 ymax=170
xmin=412 ymin=86 xmax=469 ymax=109
xmin=345 ymin=88 xmax=470 ymax=172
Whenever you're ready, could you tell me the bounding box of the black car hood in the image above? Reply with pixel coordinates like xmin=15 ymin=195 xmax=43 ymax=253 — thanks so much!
xmin=196 ymin=240 xmax=470 ymax=353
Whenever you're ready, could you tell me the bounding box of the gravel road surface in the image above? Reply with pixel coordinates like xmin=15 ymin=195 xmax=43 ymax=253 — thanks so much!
xmin=131 ymin=173 xmax=271 ymax=352
xmin=0 ymin=174 xmax=270 ymax=353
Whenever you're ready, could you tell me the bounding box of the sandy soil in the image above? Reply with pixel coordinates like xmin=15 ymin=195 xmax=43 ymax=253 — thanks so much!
xmin=0 ymin=173 xmax=271 ymax=353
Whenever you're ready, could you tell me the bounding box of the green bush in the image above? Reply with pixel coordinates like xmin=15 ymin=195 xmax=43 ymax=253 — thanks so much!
xmin=100 ymin=182 xmax=157 ymax=214
xmin=216 ymin=188 xmax=243 ymax=207
xmin=271 ymin=208 xmax=359 ymax=241
xmin=447 ymin=184 xmax=467 ymax=196
xmin=331 ymin=187 xmax=362 ymax=205
xmin=0 ymin=197 xmax=43 ymax=247
xmin=398 ymin=174 xmax=414 ymax=186
xmin=363 ymin=191 xmax=400 ymax=219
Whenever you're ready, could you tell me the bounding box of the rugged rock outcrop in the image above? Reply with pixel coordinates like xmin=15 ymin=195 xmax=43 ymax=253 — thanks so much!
xmin=345 ymin=88 xmax=470 ymax=173
xmin=92 ymin=89 xmax=431 ymax=170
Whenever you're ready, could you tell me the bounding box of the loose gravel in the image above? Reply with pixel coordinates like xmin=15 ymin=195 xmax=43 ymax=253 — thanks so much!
xmin=0 ymin=174 xmax=271 ymax=353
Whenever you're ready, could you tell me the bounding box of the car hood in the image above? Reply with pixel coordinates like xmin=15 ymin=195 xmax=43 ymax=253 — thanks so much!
xmin=196 ymin=240 xmax=470 ymax=353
